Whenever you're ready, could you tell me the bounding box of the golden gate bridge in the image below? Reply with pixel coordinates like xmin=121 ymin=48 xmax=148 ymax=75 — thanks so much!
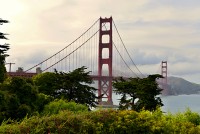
xmin=7 ymin=17 xmax=168 ymax=105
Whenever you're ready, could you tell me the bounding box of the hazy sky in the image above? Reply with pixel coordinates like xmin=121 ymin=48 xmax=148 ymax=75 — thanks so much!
xmin=1 ymin=0 xmax=200 ymax=83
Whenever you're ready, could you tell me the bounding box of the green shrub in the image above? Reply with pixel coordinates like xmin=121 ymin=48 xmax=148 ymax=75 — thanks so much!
xmin=1 ymin=107 xmax=200 ymax=133
xmin=42 ymin=99 xmax=88 ymax=115
xmin=16 ymin=104 xmax=32 ymax=119
xmin=183 ymin=108 xmax=200 ymax=125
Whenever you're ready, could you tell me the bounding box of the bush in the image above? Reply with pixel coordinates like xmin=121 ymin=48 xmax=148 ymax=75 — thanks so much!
xmin=42 ymin=99 xmax=88 ymax=115
xmin=34 ymin=93 xmax=53 ymax=113
xmin=1 ymin=107 xmax=200 ymax=133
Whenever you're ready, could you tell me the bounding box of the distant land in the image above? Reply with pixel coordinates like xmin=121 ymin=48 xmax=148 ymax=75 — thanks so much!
xmin=164 ymin=76 xmax=200 ymax=95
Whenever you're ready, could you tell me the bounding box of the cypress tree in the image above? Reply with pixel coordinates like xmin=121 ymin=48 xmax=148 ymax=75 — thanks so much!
xmin=0 ymin=18 xmax=10 ymax=83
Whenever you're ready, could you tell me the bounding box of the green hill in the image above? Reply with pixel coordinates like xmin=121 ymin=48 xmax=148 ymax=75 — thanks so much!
xmin=167 ymin=76 xmax=200 ymax=95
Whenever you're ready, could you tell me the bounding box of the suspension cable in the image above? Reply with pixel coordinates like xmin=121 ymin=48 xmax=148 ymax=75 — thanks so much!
xmin=102 ymin=23 xmax=139 ymax=77
xmin=25 ymin=18 xmax=100 ymax=72
xmin=113 ymin=42 xmax=138 ymax=77
xmin=42 ymin=29 xmax=100 ymax=72
xmin=112 ymin=20 xmax=145 ymax=77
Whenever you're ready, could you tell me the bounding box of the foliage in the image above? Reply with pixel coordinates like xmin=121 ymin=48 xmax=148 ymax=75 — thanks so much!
xmin=0 ymin=90 xmax=9 ymax=122
xmin=34 ymin=66 xmax=97 ymax=108
xmin=0 ymin=64 xmax=7 ymax=83
xmin=113 ymin=74 xmax=163 ymax=111
xmin=0 ymin=66 xmax=97 ymax=122
xmin=118 ymin=94 xmax=131 ymax=110
xmin=54 ymin=67 xmax=97 ymax=108
xmin=33 ymin=93 xmax=53 ymax=113
xmin=33 ymin=72 xmax=57 ymax=96
xmin=0 ymin=18 xmax=9 ymax=83
xmin=0 ymin=77 xmax=39 ymax=121
xmin=42 ymin=99 xmax=88 ymax=115
xmin=1 ymin=108 xmax=200 ymax=133
xmin=5 ymin=77 xmax=38 ymax=107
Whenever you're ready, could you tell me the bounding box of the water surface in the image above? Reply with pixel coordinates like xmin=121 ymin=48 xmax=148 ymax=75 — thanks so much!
xmin=113 ymin=94 xmax=200 ymax=113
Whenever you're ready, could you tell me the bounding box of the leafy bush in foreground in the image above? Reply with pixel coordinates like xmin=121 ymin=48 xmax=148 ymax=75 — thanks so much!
xmin=42 ymin=99 xmax=88 ymax=115
xmin=1 ymin=108 xmax=200 ymax=133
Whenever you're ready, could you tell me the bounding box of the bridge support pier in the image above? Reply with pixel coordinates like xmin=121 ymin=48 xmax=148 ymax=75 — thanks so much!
xmin=98 ymin=17 xmax=113 ymax=105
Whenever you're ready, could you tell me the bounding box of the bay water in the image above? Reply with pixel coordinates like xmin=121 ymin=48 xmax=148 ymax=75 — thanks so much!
xmin=112 ymin=94 xmax=200 ymax=113
xmin=161 ymin=94 xmax=200 ymax=113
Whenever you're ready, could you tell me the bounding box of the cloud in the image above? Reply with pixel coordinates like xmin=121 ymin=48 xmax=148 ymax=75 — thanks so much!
xmin=169 ymin=61 xmax=200 ymax=76
xmin=2 ymin=0 xmax=200 ymax=83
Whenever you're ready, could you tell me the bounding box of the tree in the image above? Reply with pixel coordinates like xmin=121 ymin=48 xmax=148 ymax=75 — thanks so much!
xmin=33 ymin=66 xmax=98 ymax=108
xmin=34 ymin=93 xmax=53 ymax=113
xmin=0 ymin=90 xmax=9 ymax=122
xmin=113 ymin=74 xmax=163 ymax=111
xmin=54 ymin=66 xmax=97 ymax=108
xmin=0 ymin=18 xmax=10 ymax=83
xmin=33 ymin=72 xmax=58 ymax=96
xmin=7 ymin=77 xmax=38 ymax=106
xmin=0 ymin=77 xmax=39 ymax=121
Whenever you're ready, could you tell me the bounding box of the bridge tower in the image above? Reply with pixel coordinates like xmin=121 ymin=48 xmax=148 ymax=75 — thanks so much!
xmin=161 ymin=61 xmax=168 ymax=95
xmin=98 ymin=17 xmax=113 ymax=105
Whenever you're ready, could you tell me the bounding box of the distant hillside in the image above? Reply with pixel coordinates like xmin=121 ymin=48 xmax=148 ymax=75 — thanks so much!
xmin=166 ymin=76 xmax=200 ymax=95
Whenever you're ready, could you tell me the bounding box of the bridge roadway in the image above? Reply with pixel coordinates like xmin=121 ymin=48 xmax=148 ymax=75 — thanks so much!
xmin=7 ymin=72 xmax=37 ymax=78
xmin=7 ymin=72 xmax=124 ymax=80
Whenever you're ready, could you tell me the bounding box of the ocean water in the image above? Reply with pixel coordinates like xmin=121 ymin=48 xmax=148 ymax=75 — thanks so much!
xmin=161 ymin=94 xmax=200 ymax=113
xmin=112 ymin=93 xmax=200 ymax=113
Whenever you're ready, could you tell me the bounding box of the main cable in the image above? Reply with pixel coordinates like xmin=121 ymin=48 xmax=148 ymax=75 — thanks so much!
xmin=25 ymin=18 xmax=100 ymax=72
xmin=42 ymin=29 xmax=100 ymax=72
xmin=102 ymin=22 xmax=138 ymax=77
xmin=112 ymin=20 xmax=145 ymax=78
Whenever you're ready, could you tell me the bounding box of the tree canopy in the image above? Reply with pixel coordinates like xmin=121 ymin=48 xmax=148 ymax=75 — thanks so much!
xmin=0 ymin=77 xmax=37 ymax=120
xmin=0 ymin=77 xmax=53 ymax=122
xmin=0 ymin=66 xmax=97 ymax=123
xmin=0 ymin=18 xmax=10 ymax=83
xmin=33 ymin=72 xmax=57 ymax=96
xmin=113 ymin=74 xmax=163 ymax=111
xmin=34 ymin=66 xmax=98 ymax=108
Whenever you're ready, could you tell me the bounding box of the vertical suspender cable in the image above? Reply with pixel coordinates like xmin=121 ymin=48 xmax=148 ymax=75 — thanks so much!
xmin=112 ymin=20 xmax=144 ymax=78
